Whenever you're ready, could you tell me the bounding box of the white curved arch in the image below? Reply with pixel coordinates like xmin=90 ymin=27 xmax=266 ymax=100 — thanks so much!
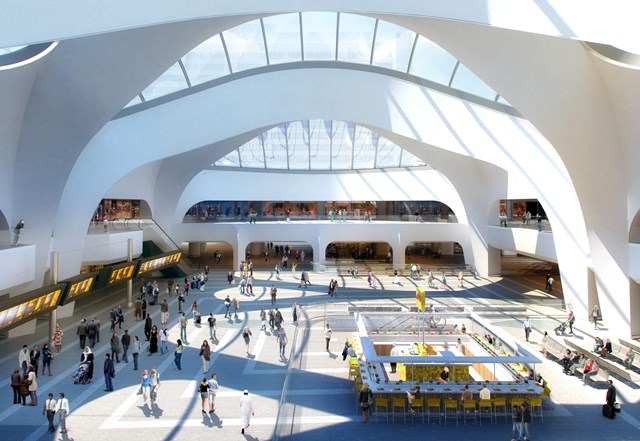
xmin=2 ymin=1 xmax=638 ymax=53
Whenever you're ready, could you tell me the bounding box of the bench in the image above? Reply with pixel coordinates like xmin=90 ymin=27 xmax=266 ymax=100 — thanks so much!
xmin=617 ymin=338 xmax=640 ymax=370
xmin=543 ymin=336 xmax=570 ymax=362
xmin=564 ymin=338 xmax=639 ymax=384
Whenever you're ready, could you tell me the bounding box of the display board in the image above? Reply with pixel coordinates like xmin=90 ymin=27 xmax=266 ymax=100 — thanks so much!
xmin=60 ymin=273 xmax=98 ymax=305
xmin=136 ymin=251 xmax=182 ymax=276
xmin=415 ymin=287 xmax=426 ymax=312
xmin=99 ymin=261 xmax=138 ymax=287
xmin=0 ymin=284 xmax=66 ymax=331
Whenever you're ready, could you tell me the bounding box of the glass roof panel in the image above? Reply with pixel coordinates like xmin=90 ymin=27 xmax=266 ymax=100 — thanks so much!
xmin=409 ymin=36 xmax=458 ymax=86
xmin=352 ymin=126 xmax=377 ymax=169
xmin=450 ymin=63 xmax=496 ymax=100
xmin=223 ymin=20 xmax=267 ymax=72
xmin=372 ymin=20 xmax=416 ymax=72
xmin=124 ymin=95 xmax=143 ymax=108
xmin=309 ymin=119 xmax=332 ymax=170
xmin=497 ymin=95 xmax=511 ymax=105
xmin=287 ymin=121 xmax=310 ymax=170
xmin=400 ymin=150 xmax=426 ymax=167
xmin=263 ymin=13 xmax=302 ymax=64
xmin=182 ymin=34 xmax=230 ymax=86
xmin=264 ymin=125 xmax=289 ymax=169
xmin=0 ymin=45 xmax=26 ymax=55
xmin=141 ymin=62 xmax=188 ymax=101
xmin=302 ymin=12 xmax=337 ymax=61
xmin=331 ymin=121 xmax=354 ymax=170
xmin=238 ymin=138 xmax=265 ymax=168
xmin=337 ymin=14 xmax=375 ymax=64
xmin=214 ymin=150 xmax=241 ymax=167
xmin=376 ymin=137 xmax=402 ymax=168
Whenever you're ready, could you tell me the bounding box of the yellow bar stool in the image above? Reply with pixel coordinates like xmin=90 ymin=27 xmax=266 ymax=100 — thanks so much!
xmin=462 ymin=400 xmax=478 ymax=425
xmin=375 ymin=397 xmax=390 ymax=423
xmin=443 ymin=399 xmax=459 ymax=426
xmin=527 ymin=397 xmax=544 ymax=422
xmin=410 ymin=397 xmax=425 ymax=423
xmin=392 ymin=397 xmax=407 ymax=423
xmin=479 ymin=399 xmax=493 ymax=425
xmin=509 ymin=397 xmax=525 ymax=413
xmin=492 ymin=397 xmax=508 ymax=423
xmin=427 ymin=398 xmax=442 ymax=425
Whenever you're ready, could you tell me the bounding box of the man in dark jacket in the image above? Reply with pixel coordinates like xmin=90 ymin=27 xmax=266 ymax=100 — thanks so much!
xmin=103 ymin=354 xmax=115 ymax=392
xmin=77 ymin=319 xmax=87 ymax=349
xmin=144 ymin=314 xmax=153 ymax=341
xmin=606 ymin=380 xmax=617 ymax=419
xmin=87 ymin=319 xmax=98 ymax=348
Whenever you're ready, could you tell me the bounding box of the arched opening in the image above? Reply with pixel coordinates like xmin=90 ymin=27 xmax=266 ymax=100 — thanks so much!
xmin=0 ymin=209 xmax=9 ymax=245
xmin=88 ymin=199 xmax=153 ymax=232
xmin=405 ymin=242 xmax=465 ymax=266
xmin=245 ymin=241 xmax=313 ymax=270
xmin=325 ymin=242 xmax=392 ymax=262
xmin=494 ymin=199 xmax=551 ymax=231
xmin=629 ymin=209 xmax=640 ymax=243
xmin=179 ymin=241 xmax=234 ymax=270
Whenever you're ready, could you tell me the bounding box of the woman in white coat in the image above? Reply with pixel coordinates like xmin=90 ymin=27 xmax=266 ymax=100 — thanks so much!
xmin=240 ymin=390 xmax=254 ymax=434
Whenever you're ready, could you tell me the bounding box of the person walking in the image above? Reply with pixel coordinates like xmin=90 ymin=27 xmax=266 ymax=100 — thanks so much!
xmin=242 ymin=327 xmax=253 ymax=355
xmin=132 ymin=335 xmax=141 ymax=370
xmin=140 ymin=369 xmax=150 ymax=403
xmin=523 ymin=317 xmax=532 ymax=343
xmin=208 ymin=373 xmax=219 ymax=414
xmin=207 ymin=313 xmax=217 ymax=342
xmin=174 ymin=339 xmax=183 ymax=370
xmin=324 ymin=323 xmax=333 ymax=352
xmin=30 ymin=345 xmax=41 ymax=377
xmin=27 ymin=366 xmax=38 ymax=406
xmin=87 ymin=319 xmax=98 ymax=348
xmin=55 ymin=393 xmax=69 ymax=434
xmin=103 ymin=353 xmax=115 ymax=392
xmin=278 ymin=328 xmax=288 ymax=359
xmin=292 ymin=302 xmax=298 ymax=325
xmin=358 ymin=383 xmax=373 ymax=422
xmin=179 ymin=313 xmax=188 ymax=342
xmin=224 ymin=295 xmax=231 ymax=319
xmin=121 ymin=330 xmax=131 ymax=363
xmin=149 ymin=366 xmax=160 ymax=404
xmin=239 ymin=390 xmax=255 ymax=434
xmin=160 ymin=299 xmax=169 ymax=326
xmin=259 ymin=309 xmax=267 ymax=331
xmin=198 ymin=377 xmax=210 ymax=416
xmin=52 ymin=323 xmax=63 ymax=353
xmin=592 ymin=305 xmax=600 ymax=330
xmin=545 ymin=273 xmax=554 ymax=293
xmin=232 ymin=298 xmax=240 ymax=320
xmin=19 ymin=345 xmax=29 ymax=376
xmin=77 ymin=319 xmax=88 ymax=349
xmin=567 ymin=310 xmax=575 ymax=334
xmin=511 ymin=404 xmax=522 ymax=441
xmin=270 ymin=285 xmax=277 ymax=305
xmin=11 ymin=369 xmax=21 ymax=404
xmin=110 ymin=332 xmax=121 ymax=363
xmin=159 ymin=326 xmax=169 ymax=355
xmin=43 ymin=393 xmax=57 ymax=433
xmin=144 ymin=314 xmax=153 ymax=341
xmin=200 ymin=340 xmax=211 ymax=373
xmin=520 ymin=402 xmax=531 ymax=440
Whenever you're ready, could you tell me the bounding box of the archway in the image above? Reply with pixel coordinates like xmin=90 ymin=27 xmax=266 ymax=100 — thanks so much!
xmin=629 ymin=209 xmax=640 ymax=243
xmin=179 ymin=241 xmax=234 ymax=269
xmin=325 ymin=242 xmax=392 ymax=262
xmin=405 ymin=241 xmax=465 ymax=266
xmin=245 ymin=241 xmax=313 ymax=270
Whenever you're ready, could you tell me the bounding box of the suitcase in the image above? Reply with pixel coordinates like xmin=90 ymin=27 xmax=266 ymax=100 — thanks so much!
xmin=194 ymin=313 xmax=201 ymax=324
xmin=602 ymin=404 xmax=615 ymax=419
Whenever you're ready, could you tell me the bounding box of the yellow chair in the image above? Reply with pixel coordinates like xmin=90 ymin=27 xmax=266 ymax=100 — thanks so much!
xmin=427 ymin=398 xmax=441 ymax=425
xmin=510 ymin=397 xmax=525 ymax=411
xmin=492 ymin=397 xmax=508 ymax=423
xmin=462 ymin=400 xmax=478 ymax=425
xmin=410 ymin=397 xmax=424 ymax=423
xmin=375 ymin=397 xmax=390 ymax=423
xmin=348 ymin=365 xmax=360 ymax=379
xmin=527 ymin=397 xmax=544 ymax=422
xmin=443 ymin=399 xmax=459 ymax=426
xmin=392 ymin=397 xmax=406 ymax=423
xmin=479 ymin=399 xmax=493 ymax=425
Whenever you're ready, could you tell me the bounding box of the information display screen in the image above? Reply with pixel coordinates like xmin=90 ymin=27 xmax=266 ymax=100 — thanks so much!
xmin=104 ymin=262 xmax=137 ymax=286
xmin=0 ymin=284 xmax=65 ymax=331
xmin=60 ymin=274 xmax=97 ymax=304
xmin=136 ymin=251 xmax=182 ymax=276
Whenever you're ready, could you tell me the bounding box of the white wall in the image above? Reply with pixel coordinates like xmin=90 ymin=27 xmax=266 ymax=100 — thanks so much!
xmin=486 ymin=226 xmax=557 ymax=262
xmin=82 ymin=231 xmax=143 ymax=265
xmin=0 ymin=245 xmax=35 ymax=295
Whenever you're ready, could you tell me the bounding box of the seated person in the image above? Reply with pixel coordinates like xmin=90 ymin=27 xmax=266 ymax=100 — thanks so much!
xmin=593 ymin=337 xmax=604 ymax=353
xmin=561 ymin=350 xmax=575 ymax=373
xmin=534 ymin=373 xmax=544 ymax=388
xmin=347 ymin=344 xmax=356 ymax=358
xmin=623 ymin=348 xmax=635 ymax=369
xmin=455 ymin=338 xmax=463 ymax=351
xmin=600 ymin=338 xmax=613 ymax=357
xmin=479 ymin=384 xmax=491 ymax=400
xmin=439 ymin=366 xmax=450 ymax=383
xmin=407 ymin=386 xmax=421 ymax=413
xmin=460 ymin=385 xmax=473 ymax=402
xmin=461 ymin=324 xmax=467 ymax=334
xmin=582 ymin=359 xmax=599 ymax=383
xmin=485 ymin=334 xmax=494 ymax=345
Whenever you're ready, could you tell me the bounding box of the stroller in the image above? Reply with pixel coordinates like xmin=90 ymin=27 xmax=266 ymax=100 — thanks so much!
xmin=73 ymin=362 xmax=90 ymax=384
xmin=554 ymin=320 xmax=569 ymax=335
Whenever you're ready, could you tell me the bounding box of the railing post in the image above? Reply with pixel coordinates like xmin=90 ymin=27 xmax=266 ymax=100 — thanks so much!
xmin=49 ymin=252 xmax=58 ymax=344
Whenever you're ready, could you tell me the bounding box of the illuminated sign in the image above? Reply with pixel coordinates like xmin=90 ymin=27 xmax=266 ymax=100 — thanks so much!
xmin=106 ymin=263 xmax=137 ymax=285
xmin=136 ymin=252 xmax=182 ymax=276
xmin=415 ymin=287 xmax=426 ymax=312
xmin=0 ymin=285 xmax=65 ymax=331
xmin=61 ymin=274 xmax=97 ymax=304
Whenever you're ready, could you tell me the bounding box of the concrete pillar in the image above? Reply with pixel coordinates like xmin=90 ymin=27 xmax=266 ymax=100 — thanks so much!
xmin=486 ymin=246 xmax=501 ymax=276
xmin=48 ymin=251 xmax=58 ymax=344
